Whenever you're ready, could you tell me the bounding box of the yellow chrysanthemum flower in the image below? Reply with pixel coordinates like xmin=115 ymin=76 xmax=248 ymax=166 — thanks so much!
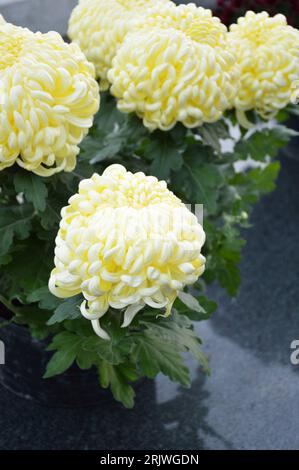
xmin=108 ymin=3 xmax=239 ymax=131
xmin=49 ymin=164 xmax=206 ymax=340
xmin=0 ymin=20 xmax=99 ymax=176
xmin=228 ymin=11 xmax=299 ymax=124
xmin=68 ymin=0 xmax=171 ymax=90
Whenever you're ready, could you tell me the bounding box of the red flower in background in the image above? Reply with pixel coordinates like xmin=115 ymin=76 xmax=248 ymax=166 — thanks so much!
xmin=216 ymin=0 xmax=299 ymax=27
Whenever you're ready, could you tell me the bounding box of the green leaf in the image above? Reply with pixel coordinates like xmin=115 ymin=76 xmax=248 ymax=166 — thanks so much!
xmin=14 ymin=305 xmax=53 ymax=340
xmin=217 ymin=263 xmax=241 ymax=297
xmin=83 ymin=135 xmax=123 ymax=163
xmin=197 ymin=296 xmax=218 ymax=316
xmin=0 ymin=204 xmax=34 ymax=258
xmin=43 ymin=348 xmax=77 ymax=378
xmin=39 ymin=198 xmax=61 ymax=230
xmin=47 ymin=295 xmax=82 ymax=325
xmin=231 ymin=161 xmax=281 ymax=205
xmin=93 ymin=93 xmax=125 ymax=133
xmin=185 ymin=163 xmax=223 ymax=214
xmin=44 ymin=331 xmax=83 ymax=378
xmin=80 ymin=93 xmax=148 ymax=165
xmin=0 ymin=254 xmax=12 ymax=266
xmin=98 ymin=362 xmax=135 ymax=408
xmin=46 ymin=331 xmax=79 ymax=351
xmin=2 ymin=238 xmax=53 ymax=301
xmin=199 ymin=121 xmax=230 ymax=154
xmin=134 ymin=333 xmax=190 ymax=386
xmin=81 ymin=335 xmax=131 ymax=365
xmin=138 ymin=313 xmax=210 ymax=375
xmin=27 ymin=286 xmax=61 ymax=310
xmin=204 ymin=220 xmax=245 ymax=297
xmin=76 ymin=349 xmax=96 ymax=370
xmin=14 ymin=172 xmax=48 ymax=212
xmin=143 ymin=133 xmax=183 ymax=179
xmin=234 ymin=126 xmax=297 ymax=161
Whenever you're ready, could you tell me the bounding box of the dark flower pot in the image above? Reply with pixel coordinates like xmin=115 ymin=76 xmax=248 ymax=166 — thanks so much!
xmin=0 ymin=305 xmax=124 ymax=407
xmin=0 ymin=299 xmax=147 ymax=408
xmin=0 ymin=320 xmax=112 ymax=408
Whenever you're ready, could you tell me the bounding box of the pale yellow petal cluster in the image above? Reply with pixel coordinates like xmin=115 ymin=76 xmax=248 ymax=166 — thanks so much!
xmin=228 ymin=11 xmax=299 ymax=121
xmin=0 ymin=20 xmax=100 ymax=176
xmin=49 ymin=164 xmax=205 ymax=339
xmin=68 ymin=0 xmax=171 ymax=90
xmin=108 ymin=3 xmax=239 ymax=131
xmin=0 ymin=15 xmax=5 ymax=25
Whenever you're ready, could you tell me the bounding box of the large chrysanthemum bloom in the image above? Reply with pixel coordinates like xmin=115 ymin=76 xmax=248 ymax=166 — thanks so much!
xmin=0 ymin=20 xmax=99 ymax=176
xmin=108 ymin=3 xmax=239 ymax=131
xmin=228 ymin=11 xmax=299 ymax=125
xmin=68 ymin=0 xmax=171 ymax=90
xmin=49 ymin=164 xmax=206 ymax=340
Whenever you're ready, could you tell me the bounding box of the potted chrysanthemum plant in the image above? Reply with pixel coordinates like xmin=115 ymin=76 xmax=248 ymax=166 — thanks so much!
xmin=0 ymin=1 xmax=298 ymax=408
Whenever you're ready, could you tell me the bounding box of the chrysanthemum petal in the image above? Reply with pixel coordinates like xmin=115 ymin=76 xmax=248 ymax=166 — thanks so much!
xmin=0 ymin=20 xmax=100 ymax=175
xmin=228 ymin=11 xmax=299 ymax=120
xmin=49 ymin=165 xmax=206 ymax=336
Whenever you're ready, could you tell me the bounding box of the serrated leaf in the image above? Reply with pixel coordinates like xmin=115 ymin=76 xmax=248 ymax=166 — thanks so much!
xmin=134 ymin=333 xmax=190 ymax=386
xmin=39 ymin=199 xmax=61 ymax=230
xmin=143 ymin=133 xmax=183 ymax=179
xmin=199 ymin=121 xmax=229 ymax=154
xmin=0 ymin=204 xmax=33 ymax=256
xmin=27 ymin=286 xmax=61 ymax=310
xmin=46 ymin=331 xmax=78 ymax=351
xmin=0 ymin=254 xmax=12 ymax=266
xmin=14 ymin=305 xmax=52 ymax=340
xmin=47 ymin=295 xmax=82 ymax=325
xmin=14 ymin=172 xmax=48 ymax=212
xmin=76 ymin=349 xmax=96 ymax=370
xmin=235 ymin=126 xmax=297 ymax=161
xmin=2 ymin=239 xmax=53 ymax=301
xmin=217 ymin=263 xmax=241 ymax=297
xmin=197 ymin=295 xmax=218 ymax=317
xmin=98 ymin=362 xmax=135 ymax=408
xmin=185 ymin=163 xmax=223 ymax=214
xmin=81 ymin=335 xmax=131 ymax=365
xmin=44 ymin=331 xmax=83 ymax=378
xmin=80 ymin=93 xmax=148 ymax=165
xmin=93 ymin=93 xmax=125 ymax=133
xmin=231 ymin=161 xmax=280 ymax=202
xmin=0 ymin=204 xmax=34 ymax=257
xmin=43 ymin=348 xmax=77 ymax=378
xmin=138 ymin=313 xmax=210 ymax=374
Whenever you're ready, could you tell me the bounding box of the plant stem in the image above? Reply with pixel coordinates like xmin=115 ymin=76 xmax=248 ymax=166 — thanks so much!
xmin=0 ymin=317 xmax=16 ymax=329
xmin=0 ymin=294 xmax=19 ymax=317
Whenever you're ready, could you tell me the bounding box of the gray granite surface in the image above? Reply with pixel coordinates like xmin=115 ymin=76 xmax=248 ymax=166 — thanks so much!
xmin=0 ymin=0 xmax=77 ymax=34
